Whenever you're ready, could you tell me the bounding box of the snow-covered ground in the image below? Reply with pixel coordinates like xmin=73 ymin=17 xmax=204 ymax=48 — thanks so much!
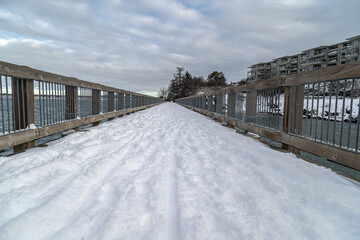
xmin=0 ymin=103 xmax=360 ymax=240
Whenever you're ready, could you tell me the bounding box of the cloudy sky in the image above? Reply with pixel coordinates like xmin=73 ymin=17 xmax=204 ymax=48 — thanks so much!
xmin=0 ymin=0 xmax=359 ymax=96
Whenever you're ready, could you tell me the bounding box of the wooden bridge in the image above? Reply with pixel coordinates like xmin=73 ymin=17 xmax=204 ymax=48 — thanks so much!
xmin=0 ymin=61 xmax=360 ymax=239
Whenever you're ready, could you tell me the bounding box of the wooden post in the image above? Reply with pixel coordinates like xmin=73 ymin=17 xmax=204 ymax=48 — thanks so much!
xmin=137 ymin=96 xmax=141 ymax=107
xmin=227 ymin=93 xmax=236 ymax=118
xmin=12 ymin=78 xmax=35 ymax=153
xmin=118 ymin=93 xmax=124 ymax=110
xmin=216 ymin=94 xmax=223 ymax=114
xmin=132 ymin=95 xmax=136 ymax=108
xmin=92 ymin=89 xmax=101 ymax=126
xmin=108 ymin=92 xmax=114 ymax=112
xmin=108 ymin=92 xmax=114 ymax=120
xmin=282 ymin=86 xmax=304 ymax=154
xmin=125 ymin=94 xmax=130 ymax=109
xmin=207 ymin=96 xmax=212 ymax=112
xmin=202 ymin=96 xmax=206 ymax=110
xmin=246 ymin=91 xmax=257 ymax=123
xmin=66 ymin=86 xmax=78 ymax=120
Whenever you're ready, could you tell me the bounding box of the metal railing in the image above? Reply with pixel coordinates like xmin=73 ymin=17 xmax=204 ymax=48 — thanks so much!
xmin=0 ymin=61 xmax=163 ymax=153
xmin=177 ymin=62 xmax=360 ymax=171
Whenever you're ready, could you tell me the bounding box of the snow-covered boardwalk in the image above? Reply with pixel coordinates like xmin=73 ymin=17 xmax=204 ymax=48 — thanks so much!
xmin=0 ymin=103 xmax=360 ymax=240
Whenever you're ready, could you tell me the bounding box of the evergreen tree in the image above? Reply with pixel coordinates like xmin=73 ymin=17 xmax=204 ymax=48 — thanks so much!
xmin=167 ymin=67 xmax=184 ymax=101
xmin=207 ymin=71 xmax=227 ymax=87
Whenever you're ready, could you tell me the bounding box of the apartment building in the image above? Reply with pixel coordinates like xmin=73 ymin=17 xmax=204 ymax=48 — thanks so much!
xmin=247 ymin=35 xmax=360 ymax=82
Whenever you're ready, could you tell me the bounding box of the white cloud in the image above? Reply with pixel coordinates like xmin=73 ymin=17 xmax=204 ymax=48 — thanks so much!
xmin=0 ymin=0 xmax=359 ymax=92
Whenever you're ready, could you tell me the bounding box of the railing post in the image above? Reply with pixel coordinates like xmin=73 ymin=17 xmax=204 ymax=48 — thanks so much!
xmin=125 ymin=94 xmax=130 ymax=109
xmin=282 ymin=86 xmax=304 ymax=154
xmin=216 ymin=94 xmax=223 ymax=114
xmin=227 ymin=93 xmax=236 ymax=118
xmin=202 ymin=96 xmax=206 ymax=110
xmin=207 ymin=95 xmax=212 ymax=112
xmin=246 ymin=91 xmax=257 ymax=123
xmin=65 ymin=86 xmax=78 ymax=120
xmin=108 ymin=92 xmax=114 ymax=112
xmin=92 ymin=89 xmax=101 ymax=126
xmin=12 ymin=78 xmax=35 ymax=153
xmin=132 ymin=95 xmax=136 ymax=108
xmin=107 ymin=91 xmax=115 ymax=120
xmin=118 ymin=93 xmax=124 ymax=110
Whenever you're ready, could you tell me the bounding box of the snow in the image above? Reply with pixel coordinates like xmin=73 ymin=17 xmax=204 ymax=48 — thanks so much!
xmin=0 ymin=102 xmax=360 ymax=240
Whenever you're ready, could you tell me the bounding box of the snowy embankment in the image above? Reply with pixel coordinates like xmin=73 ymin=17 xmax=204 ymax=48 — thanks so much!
xmin=0 ymin=103 xmax=360 ymax=240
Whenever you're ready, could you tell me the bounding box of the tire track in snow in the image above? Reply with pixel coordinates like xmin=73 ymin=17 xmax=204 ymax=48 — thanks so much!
xmin=160 ymin=115 xmax=185 ymax=240
xmin=164 ymin=151 xmax=181 ymax=240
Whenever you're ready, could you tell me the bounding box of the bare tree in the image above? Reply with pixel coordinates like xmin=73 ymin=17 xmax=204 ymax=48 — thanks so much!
xmin=158 ymin=87 xmax=168 ymax=99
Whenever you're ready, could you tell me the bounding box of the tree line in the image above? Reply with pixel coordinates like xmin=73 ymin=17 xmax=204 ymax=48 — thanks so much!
xmin=159 ymin=67 xmax=227 ymax=101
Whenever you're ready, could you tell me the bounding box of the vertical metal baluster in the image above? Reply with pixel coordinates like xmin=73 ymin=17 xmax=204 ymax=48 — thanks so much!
xmin=314 ymin=82 xmax=320 ymax=140
xmin=21 ymin=79 xmax=26 ymax=129
xmin=79 ymin=88 xmax=82 ymax=117
xmin=60 ymin=85 xmax=63 ymax=121
xmin=304 ymin=84 xmax=310 ymax=137
xmin=262 ymin=90 xmax=265 ymax=125
xmin=10 ymin=77 xmax=15 ymax=132
xmin=270 ymin=89 xmax=273 ymax=128
xmin=339 ymin=80 xmax=347 ymax=147
xmin=16 ymin=79 xmax=21 ymax=129
xmin=49 ymin=83 xmax=52 ymax=124
xmin=54 ymin=83 xmax=58 ymax=123
xmin=276 ymin=88 xmax=280 ymax=131
xmin=320 ymin=82 xmax=326 ymax=142
xmin=43 ymin=82 xmax=46 ymax=125
xmin=310 ymin=83 xmax=315 ymax=138
xmin=45 ymin=82 xmax=49 ymax=125
xmin=268 ymin=90 xmax=271 ymax=127
xmin=326 ymin=82 xmax=333 ymax=142
xmin=333 ymin=81 xmax=339 ymax=145
xmin=71 ymin=86 xmax=74 ymax=119
xmin=356 ymin=95 xmax=360 ymax=151
xmin=58 ymin=85 xmax=60 ymax=121
xmin=347 ymin=79 xmax=355 ymax=149
xmin=271 ymin=89 xmax=274 ymax=128
xmin=255 ymin=92 xmax=258 ymax=125
xmin=5 ymin=77 xmax=9 ymax=132
xmin=52 ymin=83 xmax=56 ymax=123
xmin=41 ymin=81 xmax=45 ymax=125
xmin=58 ymin=84 xmax=61 ymax=121
xmin=39 ymin=81 xmax=42 ymax=126
xmin=26 ymin=80 xmax=30 ymax=129
xmin=0 ymin=76 xmax=4 ymax=134
xmin=292 ymin=86 xmax=296 ymax=134
xmin=263 ymin=89 xmax=266 ymax=127
xmin=48 ymin=83 xmax=51 ymax=124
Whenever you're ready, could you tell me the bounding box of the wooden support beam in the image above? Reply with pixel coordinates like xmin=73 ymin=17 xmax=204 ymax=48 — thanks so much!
xmin=12 ymin=78 xmax=35 ymax=153
xmin=227 ymin=93 xmax=236 ymax=118
xmin=108 ymin=92 xmax=114 ymax=112
xmin=125 ymin=94 xmax=130 ymax=109
xmin=245 ymin=90 xmax=257 ymax=123
xmin=282 ymin=86 xmax=304 ymax=154
xmin=207 ymin=96 xmax=212 ymax=112
xmin=65 ymin=86 xmax=78 ymax=120
xmin=216 ymin=94 xmax=223 ymax=114
xmin=92 ymin=89 xmax=101 ymax=126
xmin=118 ymin=93 xmax=124 ymax=110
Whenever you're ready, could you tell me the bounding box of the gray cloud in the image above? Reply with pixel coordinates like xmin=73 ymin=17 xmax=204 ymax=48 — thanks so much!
xmin=0 ymin=0 xmax=359 ymax=94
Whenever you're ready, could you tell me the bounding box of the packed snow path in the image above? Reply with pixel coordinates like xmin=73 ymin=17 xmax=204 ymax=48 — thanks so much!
xmin=1 ymin=103 xmax=360 ymax=240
